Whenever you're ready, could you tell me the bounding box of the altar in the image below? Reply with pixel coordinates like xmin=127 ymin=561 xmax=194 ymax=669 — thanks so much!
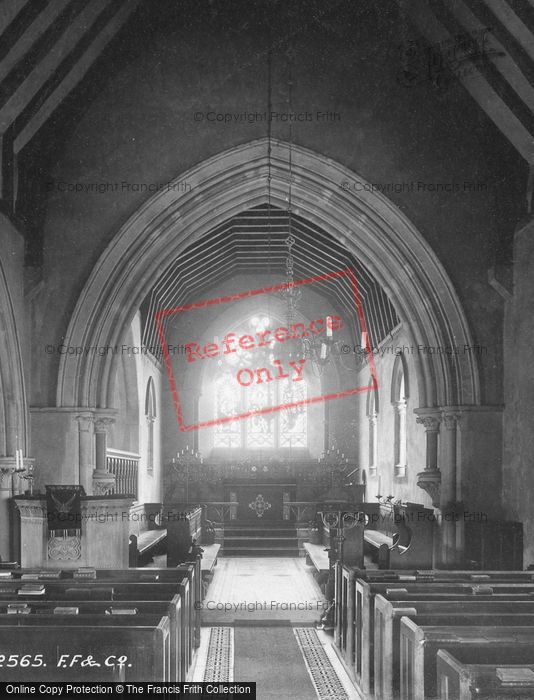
xmin=224 ymin=478 xmax=297 ymax=521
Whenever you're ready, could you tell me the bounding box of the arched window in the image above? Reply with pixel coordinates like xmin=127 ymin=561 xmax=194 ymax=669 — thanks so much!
xmin=212 ymin=316 xmax=308 ymax=450
xmin=145 ymin=377 xmax=156 ymax=474
xmin=213 ymin=374 xmax=307 ymax=449
xmin=391 ymin=354 xmax=408 ymax=477
xmin=367 ymin=381 xmax=378 ymax=476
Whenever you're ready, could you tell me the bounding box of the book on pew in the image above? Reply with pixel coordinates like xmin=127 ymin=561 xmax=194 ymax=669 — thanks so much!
xmin=21 ymin=573 xmax=40 ymax=580
xmin=471 ymin=585 xmax=493 ymax=595
xmin=53 ymin=607 xmax=79 ymax=615
xmin=18 ymin=584 xmax=45 ymax=595
xmin=0 ymin=571 xmax=12 ymax=578
xmin=38 ymin=570 xmax=62 ymax=579
xmin=497 ymin=667 xmax=534 ymax=685
xmin=73 ymin=567 xmax=97 ymax=579
xmin=7 ymin=604 xmax=30 ymax=614
xmin=105 ymin=607 xmax=138 ymax=615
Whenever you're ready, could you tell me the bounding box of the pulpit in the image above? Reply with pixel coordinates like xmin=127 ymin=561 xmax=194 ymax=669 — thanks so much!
xmin=224 ymin=478 xmax=296 ymax=521
xmin=14 ymin=494 xmax=134 ymax=568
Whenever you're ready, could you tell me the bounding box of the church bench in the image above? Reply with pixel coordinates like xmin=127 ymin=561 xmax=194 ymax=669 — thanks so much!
xmin=66 ymin=561 xmax=202 ymax=657
xmin=0 ymin=596 xmax=183 ymax=682
xmin=334 ymin=564 xmax=534 ymax=667
xmin=128 ymin=502 xmax=167 ymax=566
xmin=0 ymin=573 xmax=197 ymax=677
xmin=400 ymin=621 xmax=534 ymax=700
xmin=361 ymin=502 xmax=435 ymax=569
xmin=164 ymin=505 xmax=203 ymax=566
xmin=200 ymin=543 xmax=221 ymax=595
xmin=352 ymin=578 xmax=534 ymax=698
xmin=437 ymin=649 xmax=534 ymax=699
xmin=373 ymin=596 xmax=534 ymax=700
xmin=0 ymin=614 xmax=171 ymax=682
xmin=333 ymin=567 xmax=534 ymax=692
xmin=303 ymin=542 xmax=330 ymax=575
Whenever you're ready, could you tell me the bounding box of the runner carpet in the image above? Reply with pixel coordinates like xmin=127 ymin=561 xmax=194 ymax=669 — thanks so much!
xmin=233 ymin=623 xmax=317 ymax=700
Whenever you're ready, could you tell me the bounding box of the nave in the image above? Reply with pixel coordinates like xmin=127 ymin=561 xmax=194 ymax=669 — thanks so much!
xmin=2 ymin=0 xmax=534 ymax=697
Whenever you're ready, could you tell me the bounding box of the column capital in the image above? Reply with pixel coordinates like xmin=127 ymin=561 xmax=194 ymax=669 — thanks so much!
xmin=74 ymin=412 xmax=95 ymax=431
xmin=94 ymin=417 xmax=115 ymax=433
xmin=416 ymin=415 xmax=441 ymax=432
xmin=92 ymin=471 xmax=116 ymax=495
xmin=441 ymin=411 xmax=461 ymax=430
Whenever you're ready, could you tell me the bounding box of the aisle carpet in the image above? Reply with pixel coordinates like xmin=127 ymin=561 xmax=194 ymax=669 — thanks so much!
xmin=233 ymin=624 xmax=318 ymax=700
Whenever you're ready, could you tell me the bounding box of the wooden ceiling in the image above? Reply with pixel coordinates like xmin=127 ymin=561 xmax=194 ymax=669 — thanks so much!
xmin=141 ymin=204 xmax=400 ymax=353
xmin=0 ymin=0 xmax=141 ymax=207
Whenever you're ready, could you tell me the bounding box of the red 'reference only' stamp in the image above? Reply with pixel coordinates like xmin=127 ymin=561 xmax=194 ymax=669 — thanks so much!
xmin=155 ymin=268 xmax=378 ymax=432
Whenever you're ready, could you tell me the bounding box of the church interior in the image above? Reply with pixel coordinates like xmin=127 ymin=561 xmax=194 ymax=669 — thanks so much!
xmin=1 ymin=0 xmax=534 ymax=697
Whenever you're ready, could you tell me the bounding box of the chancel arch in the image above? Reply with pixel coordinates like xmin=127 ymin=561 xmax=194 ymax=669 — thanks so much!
xmin=52 ymin=139 xmax=498 ymax=556
xmin=56 ymin=139 xmax=480 ymax=414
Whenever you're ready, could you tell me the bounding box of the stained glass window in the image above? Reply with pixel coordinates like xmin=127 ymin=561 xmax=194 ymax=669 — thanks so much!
xmin=213 ymin=373 xmax=307 ymax=449
xmin=279 ymin=379 xmax=307 ymax=448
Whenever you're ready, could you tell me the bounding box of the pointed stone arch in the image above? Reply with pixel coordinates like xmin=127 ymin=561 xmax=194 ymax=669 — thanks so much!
xmin=0 ymin=254 xmax=28 ymax=457
xmin=56 ymin=138 xmax=480 ymax=412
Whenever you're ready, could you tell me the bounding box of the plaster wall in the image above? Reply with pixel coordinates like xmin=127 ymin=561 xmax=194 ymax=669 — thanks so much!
xmin=503 ymin=220 xmax=534 ymax=566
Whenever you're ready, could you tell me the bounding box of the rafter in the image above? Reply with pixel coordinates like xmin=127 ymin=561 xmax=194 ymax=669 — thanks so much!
xmin=397 ymin=0 xmax=534 ymax=162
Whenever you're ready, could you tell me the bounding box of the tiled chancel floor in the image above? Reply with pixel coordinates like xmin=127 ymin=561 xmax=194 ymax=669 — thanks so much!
xmin=202 ymin=556 xmax=325 ymax=624
xmin=190 ymin=557 xmax=359 ymax=699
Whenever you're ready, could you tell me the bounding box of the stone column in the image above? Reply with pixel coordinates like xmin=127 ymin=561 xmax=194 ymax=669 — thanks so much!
xmin=368 ymin=411 xmax=377 ymax=478
xmin=13 ymin=496 xmax=48 ymax=568
xmin=415 ymin=413 xmax=441 ymax=507
xmin=394 ymin=399 xmax=407 ymax=477
xmin=440 ymin=411 xmax=460 ymax=566
xmin=92 ymin=417 xmax=116 ymax=495
xmin=192 ymin=392 xmax=200 ymax=453
xmin=0 ymin=458 xmax=16 ymax=560
xmin=75 ymin=412 xmax=95 ymax=494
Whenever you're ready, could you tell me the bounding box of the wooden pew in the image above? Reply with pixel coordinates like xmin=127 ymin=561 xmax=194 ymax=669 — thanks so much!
xmin=200 ymin=542 xmax=221 ymax=596
xmin=164 ymin=505 xmax=203 ymax=566
xmin=66 ymin=561 xmax=202 ymax=655
xmin=362 ymin=502 xmax=434 ymax=569
xmin=332 ymin=564 xmax=534 ymax=671
xmin=373 ymin=597 xmax=534 ymax=700
xmin=128 ymin=502 xmax=167 ymax=567
xmin=0 ymin=575 xmax=195 ymax=677
xmin=0 ymin=597 xmax=182 ymax=682
xmin=437 ymin=648 xmax=534 ymax=699
xmin=0 ymin=614 xmax=170 ymax=681
xmin=400 ymin=622 xmax=534 ymax=700
xmin=304 ymin=542 xmax=330 ymax=579
xmin=352 ymin=579 xmax=534 ymax=698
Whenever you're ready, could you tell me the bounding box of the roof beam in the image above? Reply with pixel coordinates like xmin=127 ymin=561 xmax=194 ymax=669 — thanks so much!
xmin=449 ymin=0 xmax=534 ymax=115
xmin=13 ymin=0 xmax=140 ymax=153
xmin=483 ymin=0 xmax=534 ymax=62
xmin=0 ymin=0 xmax=72 ymax=84
xmin=397 ymin=0 xmax=534 ymax=162
xmin=0 ymin=0 xmax=30 ymax=35
xmin=0 ymin=0 xmax=112 ymax=133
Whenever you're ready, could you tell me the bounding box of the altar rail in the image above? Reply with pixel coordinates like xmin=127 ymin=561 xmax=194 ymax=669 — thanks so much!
xmin=283 ymin=501 xmax=316 ymax=523
xmin=107 ymin=449 xmax=139 ymax=498
xmin=201 ymin=502 xmax=238 ymax=524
